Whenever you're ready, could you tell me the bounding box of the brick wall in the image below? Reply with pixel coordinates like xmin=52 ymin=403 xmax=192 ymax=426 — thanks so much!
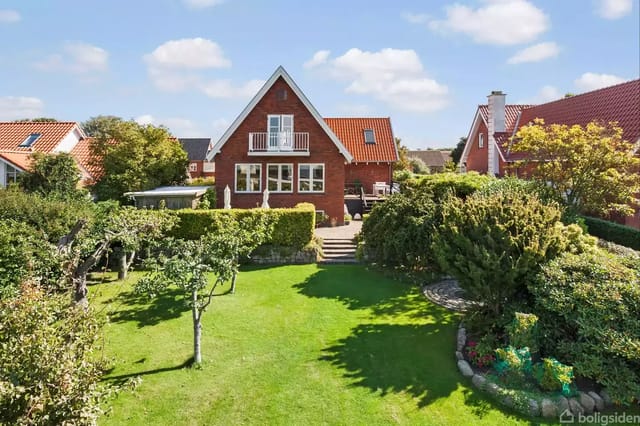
xmin=345 ymin=163 xmax=392 ymax=194
xmin=465 ymin=121 xmax=488 ymax=174
xmin=188 ymin=160 xmax=216 ymax=179
xmin=214 ymin=77 xmax=347 ymax=224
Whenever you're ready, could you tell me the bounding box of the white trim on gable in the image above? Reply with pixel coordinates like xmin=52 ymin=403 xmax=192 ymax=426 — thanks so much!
xmin=206 ymin=66 xmax=353 ymax=163
xmin=459 ymin=108 xmax=486 ymax=171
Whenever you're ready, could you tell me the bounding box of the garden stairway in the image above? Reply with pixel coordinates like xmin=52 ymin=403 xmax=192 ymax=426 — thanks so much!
xmin=319 ymin=238 xmax=358 ymax=264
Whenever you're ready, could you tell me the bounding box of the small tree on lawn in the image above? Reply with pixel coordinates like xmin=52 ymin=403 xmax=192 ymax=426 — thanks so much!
xmin=19 ymin=152 xmax=86 ymax=200
xmin=135 ymin=216 xmax=270 ymax=364
xmin=510 ymin=119 xmax=640 ymax=217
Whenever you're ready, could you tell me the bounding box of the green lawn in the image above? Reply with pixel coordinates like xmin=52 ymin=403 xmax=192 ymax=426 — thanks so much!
xmin=93 ymin=264 xmax=546 ymax=425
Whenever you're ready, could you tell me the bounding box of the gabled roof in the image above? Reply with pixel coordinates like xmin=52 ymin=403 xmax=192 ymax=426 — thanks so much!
xmin=407 ymin=150 xmax=449 ymax=168
xmin=0 ymin=151 xmax=31 ymax=171
xmin=515 ymin=79 xmax=640 ymax=144
xmin=70 ymin=137 xmax=103 ymax=183
xmin=324 ymin=118 xmax=397 ymax=163
xmin=207 ymin=66 xmax=353 ymax=162
xmin=178 ymin=138 xmax=212 ymax=161
xmin=478 ymin=104 xmax=534 ymax=132
xmin=0 ymin=121 xmax=81 ymax=152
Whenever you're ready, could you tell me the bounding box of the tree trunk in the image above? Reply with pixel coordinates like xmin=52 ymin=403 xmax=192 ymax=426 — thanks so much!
xmin=117 ymin=250 xmax=135 ymax=281
xmin=230 ymin=272 xmax=237 ymax=294
xmin=192 ymin=290 xmax=202 ymax=364
xmin=73 ymin=239 xmax=110 ymax=308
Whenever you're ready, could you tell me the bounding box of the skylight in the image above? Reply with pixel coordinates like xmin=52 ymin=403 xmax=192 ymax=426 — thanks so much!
xmin=19 ymin=133 xmax=41 ymax=148
xmin=364 ymin=129 xmax=375 ymax=144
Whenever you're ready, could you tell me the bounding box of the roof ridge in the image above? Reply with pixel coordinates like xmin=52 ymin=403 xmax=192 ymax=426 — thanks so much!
xmin=528 ymin=78 xmax=639 ymax=109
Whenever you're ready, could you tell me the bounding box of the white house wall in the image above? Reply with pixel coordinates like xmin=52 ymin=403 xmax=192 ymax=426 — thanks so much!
xmin=53 ymin=128 xmax=82 ymax=153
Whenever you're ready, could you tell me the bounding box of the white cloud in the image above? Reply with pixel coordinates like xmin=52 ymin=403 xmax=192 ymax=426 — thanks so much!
xmin=144 ymin=38 xmax=231 ymax=70
xmin=0 ymin=9 xmax=20 ymax=23
xmin=35 ymin=42 xmax=108 ymax=74
xmin=402 ymin=12 xmax=430 ymax=24
xmin=0 ymin=96 xmax=44 ymax=121
xmin=144 ymin=38 xmax=261 ymax=100
xmin=303 ymin=50 xmax=330 ymax=69
xmin=199 ymin=79 xmax=264 ymax=99
xmin=507 ymin=41 xmax=560 ymax=64
xmin=574 ymin=72 xmax=627 ymax=91
xmin=429 ymin=0 xmax=549 ymax=45
xmin=519 ymin=85 xmax=562 ymax=104
xmin=135 ymin=114 xmax=155 ymax=125
xmin=183 ymin=0 xmax=224 ymax=9
xmin=596 ymin=0 xmax=633 ymax=19
xmin=305 ymin=48 xmax=448 ymax=112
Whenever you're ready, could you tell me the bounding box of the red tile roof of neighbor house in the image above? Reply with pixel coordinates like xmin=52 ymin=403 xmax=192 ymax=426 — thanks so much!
xmin=0 ymin=121 xmax=79 ymax=152
xmin=324 ymin=118 xmax=398 ymax=163
xmin=478 ymin=104 xmax=534 ymax=132
xmin=70 ymin=137 xmax=105 ymax=183
xmin=501 ymin=79 xmax=640 ymax=161
xmin=517 ymin=79 xmax=640 ymax=143
xmin=0 ymin=151 xmax=32 ymax=170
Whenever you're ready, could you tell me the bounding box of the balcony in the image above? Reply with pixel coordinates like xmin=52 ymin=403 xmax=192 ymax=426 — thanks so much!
xmin=248 ymin=132 xmax=309 ymax=156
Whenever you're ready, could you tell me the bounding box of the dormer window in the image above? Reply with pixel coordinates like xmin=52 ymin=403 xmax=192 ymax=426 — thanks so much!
xmin=19 ymin=133 xmax=41 ymax=148
xmin=364 ymin=129 xmax=375 ymax=144
xmin=479 ymin=133 xmax=484 ymax=148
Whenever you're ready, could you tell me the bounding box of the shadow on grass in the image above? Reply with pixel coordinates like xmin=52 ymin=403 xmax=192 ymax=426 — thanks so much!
xmin=107 ymin=287 xmax=189 ymax=328
xmin=294 ymin=265 xmax=456 ymax=322
xmin=320 ymin=322 xmax=458 ymax=407
xmin=103 ymin=357 xmax=194 ymax=387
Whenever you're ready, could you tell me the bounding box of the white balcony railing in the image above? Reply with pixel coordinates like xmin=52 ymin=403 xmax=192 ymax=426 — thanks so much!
xmin=248 ymin=132 xmax=309 ymax=154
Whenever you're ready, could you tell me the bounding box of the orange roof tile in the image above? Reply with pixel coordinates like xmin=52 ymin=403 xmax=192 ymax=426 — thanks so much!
xmin=70 ymin=137 xmax=105 ymax=184
xmin=324 ymin=118 xmax=397 ymax=163
xmin=0 ymin=152 xmax=32 ymax=170
xmin=0 ymin=121 xmax=79 ymax=153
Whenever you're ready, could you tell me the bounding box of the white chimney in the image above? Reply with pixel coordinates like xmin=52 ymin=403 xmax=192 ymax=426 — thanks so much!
xmin=487 ymin=90 xmax=506 ymax=175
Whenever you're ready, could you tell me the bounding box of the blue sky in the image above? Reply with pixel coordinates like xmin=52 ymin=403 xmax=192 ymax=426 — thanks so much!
xmin=0 ymin=0 xmax=638 ymax=149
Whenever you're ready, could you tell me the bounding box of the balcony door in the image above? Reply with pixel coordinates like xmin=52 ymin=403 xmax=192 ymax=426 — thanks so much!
xmin=268 ymin=115 xmax=293 ymax=151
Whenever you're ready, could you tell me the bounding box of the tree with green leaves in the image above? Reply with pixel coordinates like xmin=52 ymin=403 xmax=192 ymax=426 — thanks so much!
xmin=393 ymin=137 xmax=411 ymax=171
xmin=81 ymin=115 xmax=123 ymax=138
xmin=19 ymin=152 xmax=86 ymax=199
xmin=450 ymin=137 xmax=467 ymax=165
xmin=13 ymin=117 xmax=58 ymax=122
xmin=511 ymin=119 xmax=640 ymax=217
xmin=90 ymin=120 xmax=189 ymax=201
xmin=135 ymin=216 xmax=270 ymax=364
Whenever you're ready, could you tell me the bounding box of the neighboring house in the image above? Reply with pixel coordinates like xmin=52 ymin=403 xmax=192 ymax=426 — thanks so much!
xmin=407 ymin=150 xmax=452 ymax=173
xmin=206 ymin=66 xmax=398 ymax=224
xmin=0 ymin=121 xmax=98 ymax=187
xmin=125 ymin=186 xmax=212 ymax=209
xmin=461 ymin=79 xmax=640 ymax=226
xmin=178 ymin=138 xmax=215 ymax=179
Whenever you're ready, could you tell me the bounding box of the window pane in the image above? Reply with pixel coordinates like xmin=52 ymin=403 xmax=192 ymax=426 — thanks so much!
xmin=313 ymin=181 xmax=323 ymax=191
xmin=282 ymin=165 xmax=292 ymax=182
xmin=250 ymin=165 xmax=261 ymax=192
xmin=268 ymin=165 xmax=279 ymax=179
xmin=236 ymin=165 xmax=247 ymax=191
xmin=268 ymin=178 xmax=278 ymax=191
xmin=300 ymin=165 xmax=309 ymax=179
xmin=313 ymin=165 xmax=323 ymax=180
xmin=299 ymin=180 xmax=310 ymax=191
xmin=281 ymin=181 xmax=291 ymax=191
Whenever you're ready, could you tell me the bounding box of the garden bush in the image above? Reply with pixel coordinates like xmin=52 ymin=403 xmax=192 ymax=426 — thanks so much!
xmin=402 ymin=172 xmax=493 ymax=201
xmin=0 ymin=284 xmax=108 ymax=424
xmin=466 ymin=333 xmax=497 ymax=368
xmin=533 ymin=358 xmax=574 ymax=395
xmin=360 ymin=191 xmax=440 ymax=269
xmin=494 ymin=346 xmax=532 ymax=384
xmin=171 ymin=203 xmax=315 ymax=250
xmin=530 ymin=250 xmax=640 ymax=404
xmin=0 ymin=221 xmax=62 ymax=298
xmin=506 ymin=313 xmax=539 ymax=354
xmin=582 ymin=216 xmax=640 ymax=250
xmin=433 ymin=187 xmax=567 ymax=317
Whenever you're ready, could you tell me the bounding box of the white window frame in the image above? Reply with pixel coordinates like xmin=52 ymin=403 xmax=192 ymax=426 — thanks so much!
xmin=479 ymin=133 xmax=484 ymax=148
xmin=235 ymin=163 xmax=262 ymax=193
xmin=267 ymin=163 xmax=293 ymax=193
xmin=189 ymin=163 xmax=198 ymax=172
xmin=298 ymin=163 xmax=324 ymax=193
xmin=203 ymin=162 xmax=215 ymax=173
xmin=267 ymin=114 xmax=294 ymax=150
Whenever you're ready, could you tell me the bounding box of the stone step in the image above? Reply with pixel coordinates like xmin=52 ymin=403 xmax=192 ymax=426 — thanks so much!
xmin=322 ymin=243 xmax=356 ymax=249
xmin=318 ymin=259 xmax=358 ymax=264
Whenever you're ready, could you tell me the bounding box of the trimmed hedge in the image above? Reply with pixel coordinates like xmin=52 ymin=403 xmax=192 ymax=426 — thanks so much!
xmin=582 ymin=216 xmax=640 ymax=250
xmin=402 ymin=172 xmax=494 ymax=200
xmin=171 ymin=203 xmax=315 ymax=250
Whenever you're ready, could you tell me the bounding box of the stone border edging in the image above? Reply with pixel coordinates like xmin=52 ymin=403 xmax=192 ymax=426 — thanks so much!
xmin=455 ymin=323 xmax=613 ymax=419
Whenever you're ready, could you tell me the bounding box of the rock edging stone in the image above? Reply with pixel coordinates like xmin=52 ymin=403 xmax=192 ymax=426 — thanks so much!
xmin=455 ymin=323 xmax=614 ymax=419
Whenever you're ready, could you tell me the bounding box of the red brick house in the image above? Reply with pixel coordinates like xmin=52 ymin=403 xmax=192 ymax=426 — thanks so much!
xmin=461 ymin=79 xmax=640 ymax=226
xmin=0 ymin=121 xmax=98 ymax=187
xmin=178 ymin=138 xmax=215 ymax=180
xmin=207 ymin=66 xmax=398 ymax=224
